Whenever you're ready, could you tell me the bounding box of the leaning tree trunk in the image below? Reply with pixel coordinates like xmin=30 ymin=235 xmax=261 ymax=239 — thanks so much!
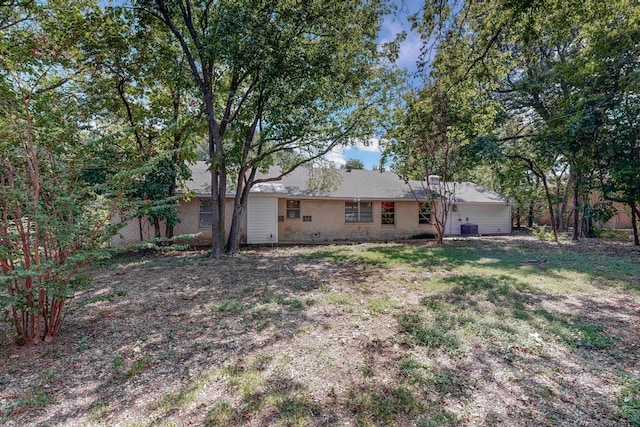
xmin=541 ymin=176 xmax=559 ymax=242
xmin=226 ymin=185 xmax=251 ymax=254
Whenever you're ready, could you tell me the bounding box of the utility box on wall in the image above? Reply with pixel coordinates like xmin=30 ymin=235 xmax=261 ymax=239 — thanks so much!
xmin=461 ymin=224 xmax=478 ymax=235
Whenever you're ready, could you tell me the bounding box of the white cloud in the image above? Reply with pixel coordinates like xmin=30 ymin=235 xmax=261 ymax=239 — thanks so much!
xmin=397 ymin=31 xmax=422 ymax=71
xmin=324 ymin=148 xmax=346 ymax=167
xmin=354 ymin=137 xmax=382 ymax=153
xmin=330 ymin=137 xmax=383 ymax=157
xmin=323 ymin=137 xmax=387 ymax=169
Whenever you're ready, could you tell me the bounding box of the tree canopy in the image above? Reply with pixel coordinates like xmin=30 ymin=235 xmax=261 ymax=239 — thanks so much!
xmin=343 ymin=158 xmax=366 ymax=170
xmin=134 ymin=0 xmax=393 ymax=255
xmin=386 ymin=0 xmax=640 ymax=244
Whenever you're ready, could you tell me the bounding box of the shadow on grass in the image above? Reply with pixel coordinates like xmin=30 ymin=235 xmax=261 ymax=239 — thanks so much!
xmin=1 ymin=247 xmax=366 ymax=426
xmin=3 ymin=240 xmax=638 ymax=426
xmin=426 ymin=274 xmax=613 ymax=351
xmin=344 ymin=239 xmax=640 ymax=292
xmin=392 ymin=271 xmax=636 ymax=425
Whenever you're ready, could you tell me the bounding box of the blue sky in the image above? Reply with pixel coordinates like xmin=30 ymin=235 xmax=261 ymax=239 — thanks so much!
xmin=325 ymin=0 xmax=423 ymax=170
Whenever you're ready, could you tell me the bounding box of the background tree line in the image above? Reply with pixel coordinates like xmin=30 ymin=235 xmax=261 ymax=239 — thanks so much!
xmin=384 ymin=0 xmax=640 ymax=245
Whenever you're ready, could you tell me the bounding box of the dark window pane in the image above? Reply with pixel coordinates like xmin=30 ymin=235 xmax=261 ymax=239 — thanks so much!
xmin=286 ymin=200 xmax=301 ymax=219
xmin=199 ymin=199 xmax=213 ymax=227
xmin=360 ymin=202 xmax=373 ymax=222
xmin=419 ymin=202 xmax=431 ymax=224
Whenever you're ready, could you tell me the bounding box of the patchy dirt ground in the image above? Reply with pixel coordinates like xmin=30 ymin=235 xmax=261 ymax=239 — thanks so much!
xmin=1 ymin=236 xmax=639 ymax=426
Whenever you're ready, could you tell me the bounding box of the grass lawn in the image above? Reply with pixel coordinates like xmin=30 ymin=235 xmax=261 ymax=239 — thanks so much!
xmin=1 ymin=236 xmax=639 ymax=426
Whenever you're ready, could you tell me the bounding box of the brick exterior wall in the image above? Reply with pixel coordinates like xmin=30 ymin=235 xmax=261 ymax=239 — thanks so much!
xmin=277 ymin=199 xmax=436 ymax=242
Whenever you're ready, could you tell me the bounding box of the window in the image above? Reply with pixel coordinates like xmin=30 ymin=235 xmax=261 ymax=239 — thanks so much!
xmin=199 ymin=199 xmax=213 ymax=227
xmin=381 ymin=201 xmax=395 ymax=225
xmin=286 ymin=200 xmax=300 ymax=219
xmin=345 ymin=201 xmax=373 ymax=223
xmin=419 ymin=202 xmax=432 ymax=224
xmin=303 ymin=215 xmax=312 ymax=222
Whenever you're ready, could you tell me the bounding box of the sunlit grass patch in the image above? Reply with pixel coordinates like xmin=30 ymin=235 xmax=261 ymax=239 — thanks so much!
xmin=148 ymin=370 xmax=218 ymax=416
xmin=119 ymin=357 xmax=153 ymax=384
xmin=205 ymin=401 xmax=234 ymax=426
xmin=217 ymin=300 xmax=253 ymax=314
xmin=204 ymin=361 xmax=318 ymax=427
xmin=398 ymin=357 xmax=433 ymax=386
xmin=264 ymin=294 xmax=308 ymax=311
xmin=416 ymin=408 xmax=458 ymax=427
xmin=368 ymin=298 xmax=398 ymax=315
xmin=563 ymin=321 xmax=613 ymax=349
xmin=313 ymin=243 xmax=460 ymax=271
xmin=271 ymin=392 xmax=321 ymax=426
xmin=348 ymin=385 xmax=423 ymax=425
xmin=397 ymin=313 xmax=460 ymax=352
xmin=225 ymin=366 xmax=265 ymax=398
xmin=85 ymin=400 xmax=110 ymax=425
xmin=403 ymin=271 xmax=618 ymax=356
xmin=618 ymin=376 xmax=640 ymax=426
xmin=326 ymin=292 xmax=351 ymax=305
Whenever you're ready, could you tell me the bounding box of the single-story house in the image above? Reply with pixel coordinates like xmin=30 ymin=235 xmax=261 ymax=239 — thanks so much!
xmin=111 ymin=161 xmax=512 ymax=246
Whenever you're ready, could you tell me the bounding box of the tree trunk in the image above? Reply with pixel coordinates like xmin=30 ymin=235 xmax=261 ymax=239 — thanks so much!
xmin=631 ymin=201 xmax=639 ymax=246
xmin=516 ymin=206 xmax=521 ymax=229
xmin=165 ymin=223 xmax=174 ymax=241
xmin=226 ymin=186 xmax=251 ymax=254
xmin=541 ymin=176 xmax=559 ymax=241
xmin=204 ymin=85 xmax=225 ymax=258
xmin=210 ymin=170 xmax=224 ymax=257
xmin=165 ymin=163 xmax=177 ymax=242
xmin=527 ymin=201 xmax=534 ymax=228
xmin=217 ymin=163 xmax=227 ymax=251
xmin=572 ymin=181 xmax=580 ymax=241
xmin=153 ymin=221 xmax=161 ymax=239
xmin=558 ymin=198 xmax=567 ymax=231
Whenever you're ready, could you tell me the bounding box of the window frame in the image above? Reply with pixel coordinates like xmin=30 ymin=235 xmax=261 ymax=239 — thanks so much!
xmin=199 ymin=199 xmax=213 ymax=228
xmin=419 ymin=202 xmax=432 ymax=225
xmin=286 ymin=200 xmax=301 ymax=219
xmin=381 ymin=201 xmax=395 ymax=225
xmin=345 ymin=200 xmax=373 ymax=223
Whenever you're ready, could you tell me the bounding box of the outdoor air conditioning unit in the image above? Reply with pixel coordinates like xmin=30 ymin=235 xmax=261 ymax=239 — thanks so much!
xmin=461 ymin=224 xmax=478 ymax=235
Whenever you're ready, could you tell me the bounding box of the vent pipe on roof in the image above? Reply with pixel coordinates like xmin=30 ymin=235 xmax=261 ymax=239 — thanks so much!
xmin=427 ymin=175 xmax=440 ymax=186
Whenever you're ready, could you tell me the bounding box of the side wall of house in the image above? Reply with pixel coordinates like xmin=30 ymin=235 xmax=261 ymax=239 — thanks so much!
xmin=445 ymin=203 xmax=512 ymax=235
xmin=277 ymin=199 xmax=437 ymax=242
xmin=110 ymin=214 xmax=168 ymax=247
xmin=173 ymin=198 xmax=243 ymax=246
xmin=111 ymin=198 xmax=244 ymax=247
